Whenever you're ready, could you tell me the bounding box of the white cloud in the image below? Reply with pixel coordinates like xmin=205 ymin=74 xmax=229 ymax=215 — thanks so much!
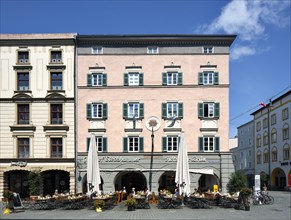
xmin=230 ymin=46 xmax=256 ymax=60
xmin=195 ymin=0 xmax=290 ymax=60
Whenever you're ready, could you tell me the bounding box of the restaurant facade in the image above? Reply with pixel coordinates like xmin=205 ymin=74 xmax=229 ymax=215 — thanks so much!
xmin=76 ymin=35 xmax=236 ymax=194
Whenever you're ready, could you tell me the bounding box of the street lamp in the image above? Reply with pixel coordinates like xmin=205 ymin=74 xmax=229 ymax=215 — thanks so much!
xmin=146 ymin=116 xmax=160 ymax=193
xmin=218 ymin=153 xmax=222 ymax=189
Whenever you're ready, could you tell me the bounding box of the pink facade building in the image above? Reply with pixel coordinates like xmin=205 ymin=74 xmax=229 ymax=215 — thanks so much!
xmin=76 ymin=35 xmax=236 ymax=194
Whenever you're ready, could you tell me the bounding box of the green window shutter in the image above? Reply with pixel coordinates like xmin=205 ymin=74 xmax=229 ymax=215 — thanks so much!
xmin=102 ymin=74 xmax=107 ymax=86
xmin=123 ymin=103 xmax=128 ymax=119
xmin=139 ymin=137 xmax=144 ymax=152
xmin=87 ymin=74 xmax=92 ymax=87
xmin=178 ymin=103 xmax=183 ymax=119
xmin=139 ymin=103 xmax=144 ymax=119
xmin=214 ymin=102 xmax=220 ymax=118
xmin=139 ymin=73 xmax=144 ymax=86
xmin=178 ymin=72 xmax=183 ymax=85
xmin=124 ymin=73 xmax=128 ymax=86
xmin=214 ymin=72 xmax=219 ymax=85
xmin=215 ymin=137 xmax=220 ymax=152
xmin=86 ymin=104 xmax=92 ymax=119
xmin=199 ymin=137 xmax=204 ymax=152
xmin=162 ymin=72 xmax=167 ymax=85
xmin=162 ymin=103 xmax=167 ymax=119
xmin=198 ymin=72 xmax=203 ymax=85
xmin=103 ymin=103 xmax=108 ymax=119
xmin=87 ymin=137 xmax=90 ymax=152
xmin=198 ymin=103 xmax=203 ymax=119
xmin=103 ymin=137 xmax=107 ymax=152
xmin=123 ymin=137 xmax=128 ymax=152
xmin=162 ymin=137 xmax=167 ymax=152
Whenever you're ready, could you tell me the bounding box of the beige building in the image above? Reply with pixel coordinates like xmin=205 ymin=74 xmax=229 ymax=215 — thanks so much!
xmin=251 ymin=90 xmax=291 ymax=190
xmin=0 ymin=34 xmax=76 ymax=198
xmin=76 ymin=35 xmax=236 ymax=194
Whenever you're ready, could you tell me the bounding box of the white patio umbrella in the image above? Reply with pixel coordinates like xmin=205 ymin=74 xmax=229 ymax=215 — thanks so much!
xmin=87 ymin=133 xmax=101 ymax=194
xmin=175 ymin=132 xmax=191 ymax=196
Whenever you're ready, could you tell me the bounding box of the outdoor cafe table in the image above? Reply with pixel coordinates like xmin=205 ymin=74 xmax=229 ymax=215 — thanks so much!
xmin=133 ymin=195 xmax=148 ymax=209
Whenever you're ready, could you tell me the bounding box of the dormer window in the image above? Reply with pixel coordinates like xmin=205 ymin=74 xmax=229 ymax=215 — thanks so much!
xmin=92 ymin=47 xmax=103 ymax=54
xmin=147 ymin=46 xmax=158 ymax=54
xmin=51 ymin=51 xmax=62 ymax=63
xmin=18 ymin=51 xmax=29 ymax=64
xmin=203 ymin=46 xmax=214 ymax=54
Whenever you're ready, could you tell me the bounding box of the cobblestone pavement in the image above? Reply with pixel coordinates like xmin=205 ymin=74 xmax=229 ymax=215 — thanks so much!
xmin=1 ymin=191 xmax=290 ymax=220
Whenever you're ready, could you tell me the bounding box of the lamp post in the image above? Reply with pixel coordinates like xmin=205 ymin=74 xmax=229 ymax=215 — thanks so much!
xmin=149 ymin=126 xmax=154 ymax=192
xmin=146 ymin=116 xmax=160 ymax=193
xmin=218 ymin=153 xmax=222 ymax=189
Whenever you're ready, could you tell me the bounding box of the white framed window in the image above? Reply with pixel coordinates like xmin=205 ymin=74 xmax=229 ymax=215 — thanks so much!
xmin=92 ymin=47 xmax=103 ymax=54
xmin=147 ymin=46 xmax=158 ymax=54
xmin=203 ymin=137 xmax=214 ymax=152
xmin=203 ymin=72 xmax=214 ymax=84
xmin=128 ymin=73 xmax=139 ymax=85
xmin=128 ymin=103 xmax=139 ymax=118
xmin=92 ymin=74 xmax=103 ymax=86
xmin=263 ymin=118 xmax=268 ymax=128
xmin=18 ymin=138 xmax=30 ymax=158
xmin=256 ymin=121 xmax=261 ymax=131
xmin=204 ymin=103 xmax=215 ymax=118
xmin=203 ymin=46 xmax=213 ymax=54
xmin=240 ymin=151 xmax=243 ymax=159
xmin=167 ymin=136 xmax=179 ymax=152
xmin=248 ymin=162 xmax=252 ymax=169
xmin=167 ymin=72 xmax=178 ymax=85
xmin=128 ymin=137 xmax=139 ymax=152
xmin=167 ymin=103 xmax=178 ymax=118
xmin=92 ymin=103 xmax=104 ymax=118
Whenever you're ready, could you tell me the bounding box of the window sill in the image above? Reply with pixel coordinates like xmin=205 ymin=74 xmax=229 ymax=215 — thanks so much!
xmin=43 ymin=125 xmax=69 ymax=131
xmin=10 ymin=125 xmax=36 ymax=131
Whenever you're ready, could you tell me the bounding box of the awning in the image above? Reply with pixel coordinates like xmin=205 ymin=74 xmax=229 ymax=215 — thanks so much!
xmin=189 ymin=169 xmax=214 ymax=175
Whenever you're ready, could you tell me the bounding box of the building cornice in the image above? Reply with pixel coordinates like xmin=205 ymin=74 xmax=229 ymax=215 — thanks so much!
xmin=77 ymin=34 xmax=236 ymax=47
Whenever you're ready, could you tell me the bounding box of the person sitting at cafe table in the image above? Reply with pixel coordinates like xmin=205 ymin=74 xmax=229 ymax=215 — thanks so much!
xmin=214 ymin=188 xmax=222 ymax=206
xmin=172 ymin=188 xmax=179 ymax=199
xmin=54 ymin=189 xmax=59 ymax=196
xmin=90 ymin=190 xmax=97 ymax=200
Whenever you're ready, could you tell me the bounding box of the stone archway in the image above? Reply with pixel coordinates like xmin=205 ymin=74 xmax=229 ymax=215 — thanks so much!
xmin=158 ymin=171 xmax=176 ymax=193
xmin=271 ymin=167 xmax=286 ymax=190
xmin=114 ymin=171 xmax=147 ymax=194
xmin=42 ymin=170 xmax=70 ymax=195
xmin=198 ymin=174 xmax=219 ymax=192
xmin=4 ymin=170 xmax=29 ymax=198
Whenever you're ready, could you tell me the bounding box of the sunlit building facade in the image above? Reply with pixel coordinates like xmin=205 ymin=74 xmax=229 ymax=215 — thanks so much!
xmin=76 ymin=35 xmax=236 ymax=194
xmin=0 ymin=34 xmax=76 ymax=198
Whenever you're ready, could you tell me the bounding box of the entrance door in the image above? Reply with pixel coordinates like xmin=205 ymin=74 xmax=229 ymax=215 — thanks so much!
xmin=115 ymin=171 xmax=147 ymax=194
xmin=42 ymin=170 xmax=69 ymax=195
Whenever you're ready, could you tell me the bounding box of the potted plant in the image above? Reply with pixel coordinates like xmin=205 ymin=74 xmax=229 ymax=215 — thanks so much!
xmin=94 ymin=199 xmax=105 ymax=212
xmin=3 ymin=190 xmax=14 ymax=212
xmin=124 ymin=198 xmax=137 ymax=211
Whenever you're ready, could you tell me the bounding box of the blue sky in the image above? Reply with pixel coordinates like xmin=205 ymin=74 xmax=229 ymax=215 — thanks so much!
xmin=1 ymin=0 xmax=290 ymax=137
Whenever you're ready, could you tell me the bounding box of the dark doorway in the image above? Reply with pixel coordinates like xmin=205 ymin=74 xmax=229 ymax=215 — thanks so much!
xmin=158 ymin=171 xmax=176 ymax=193
xmin=115 ymin=171 xmax=147 ymax=194
xmin=42 ymin=170 xmax=69 ymax=196
xmin=6 ymin=170 xmax=29 ymax=198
